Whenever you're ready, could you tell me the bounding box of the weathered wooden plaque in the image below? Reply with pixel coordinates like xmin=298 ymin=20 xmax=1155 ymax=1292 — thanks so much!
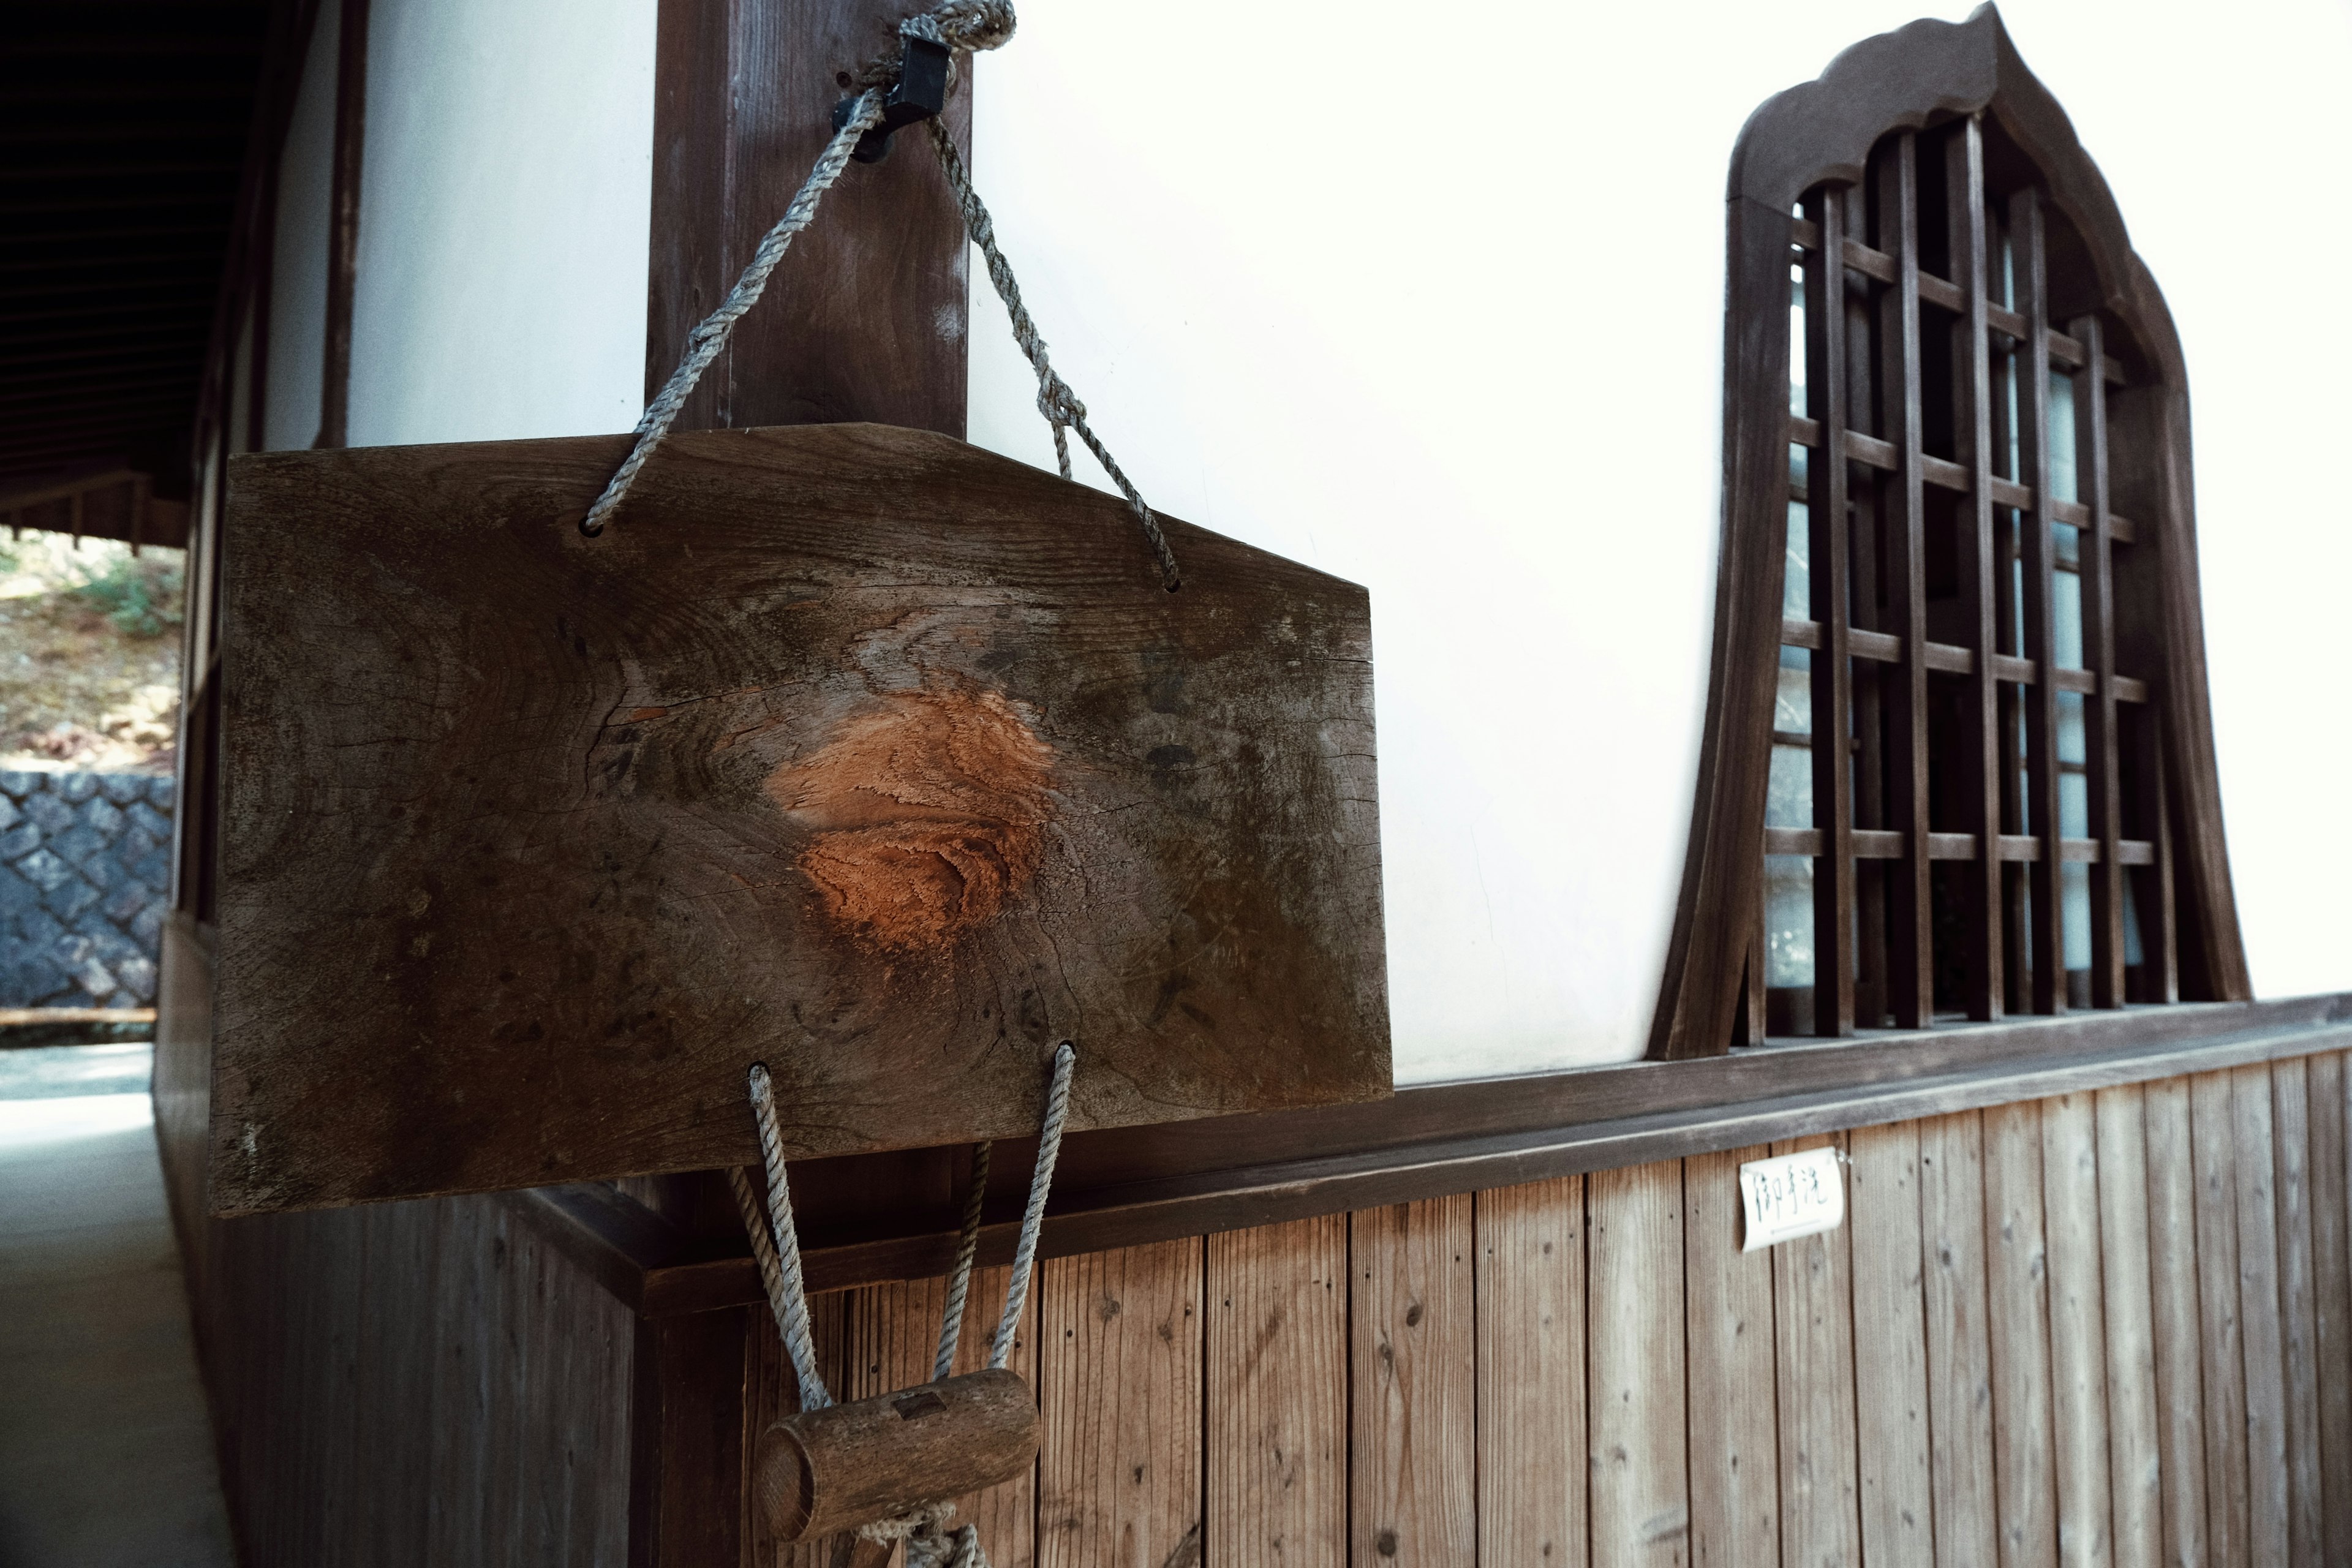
xmin=215 ymin=423 xmax=1388 ymax=1214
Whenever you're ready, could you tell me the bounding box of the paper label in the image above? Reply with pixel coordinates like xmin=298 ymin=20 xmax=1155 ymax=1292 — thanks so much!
xmin=1737 ymin=1145 xmax=1847 ymax=1251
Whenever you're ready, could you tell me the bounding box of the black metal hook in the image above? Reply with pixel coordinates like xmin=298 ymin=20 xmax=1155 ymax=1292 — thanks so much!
xmin=832 ymin=34 xmax=951 ymax=164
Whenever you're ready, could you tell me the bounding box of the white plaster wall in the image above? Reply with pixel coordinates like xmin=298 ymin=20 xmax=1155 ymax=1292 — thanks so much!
xmin=965 ymin=0 xmax=2352 ymax=1080
xmin=261 ymin=2 xmax=337 ymax=452
xmin=347 ymin=0 xmax=656 ymax=448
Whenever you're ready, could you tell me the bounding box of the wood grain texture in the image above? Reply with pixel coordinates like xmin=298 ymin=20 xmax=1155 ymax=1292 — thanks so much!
xmin=1350 ymin=1197 xmax=1475 ymax=1568
xmin=216 ymin=423 xmax=1389 ymax=1210
xmin=1037 ymin=1240 xmax=1204 ymax=1568
xmin=1589 ymin=1161 xmax=1690 ymax=1567
xmin=1479 ymin=1177 xmax=1589 ymax=1568
xmin=1920 ymin=1112 xmax=2000 ymax=1568
xmin=1684 ymin=1148 xmax=1779 ymax=1568
xmin=1771 ymin=1134 xmax=1861 ymax=1568
xmin=1207 ymin=1216 xmax=1345 ymax=1568
xmin=2088 ymin=1087 xmax=2160 ymax=1568
xmin=2187 ymin=1071 xmax=2248 ymax=1568
xmin=2138 ymin=1076 xmax=2208 ymax=1568
xmin=2306 ymin=1054 xmax=2352 ymax=1568
xmin=2229 ymin=1065 xmax=2290 ymax=1568
xmin=2039 ymin=1095 xmax=2112 ymax=1568
xmin=2269 ymin=1060 xmax=2324 ymax=1568
xmin=1984 ymin=1101 xmax=2059 ymax=1568
xmin=1849 ymin=1122 xmax=1934 ymax=1568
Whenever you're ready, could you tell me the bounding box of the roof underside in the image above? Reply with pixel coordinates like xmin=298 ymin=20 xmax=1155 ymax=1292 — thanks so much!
xmin=2 ymin=4 xmax=273 ymax=496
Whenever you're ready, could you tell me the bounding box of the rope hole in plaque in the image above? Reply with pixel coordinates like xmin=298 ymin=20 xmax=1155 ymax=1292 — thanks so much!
xmin=577 ymin=0 xmax=1182 ymax=595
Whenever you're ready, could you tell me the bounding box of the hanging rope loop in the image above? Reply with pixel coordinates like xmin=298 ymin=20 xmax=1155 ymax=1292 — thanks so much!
xmin=578 ymin=0 xmax=1178 ymax=591
xmin=731 ymin=1042 xmax=1077 ymax=1568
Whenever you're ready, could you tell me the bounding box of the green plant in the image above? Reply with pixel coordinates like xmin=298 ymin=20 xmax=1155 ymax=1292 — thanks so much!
xmin=72 ymin=555 xmax=183 ymax=639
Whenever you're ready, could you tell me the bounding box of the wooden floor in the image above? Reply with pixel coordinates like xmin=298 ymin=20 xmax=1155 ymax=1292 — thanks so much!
xmin=763 ymin=1054 xmax=2352 ymax=1568
xmin=0 ymin=1045 xmax=235 ymax=1567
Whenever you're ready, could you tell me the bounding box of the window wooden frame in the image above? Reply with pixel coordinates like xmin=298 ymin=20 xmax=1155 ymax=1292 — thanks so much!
xmin=1649 ymin=4 xmax=2250 ymax=1060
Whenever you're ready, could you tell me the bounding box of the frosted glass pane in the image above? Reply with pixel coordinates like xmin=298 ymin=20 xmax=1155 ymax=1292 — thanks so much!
xmin=2124 ymin=870 xmax=2146 ymax=967
xmin=2064 ymin=862 xmax=2091 ymax=969
xmin=1766 ymin=855 xmax=1813 ymax=988
xmin=2060 ymin=772 xmax=2089 ymax=839
xmin=1785 ymin=494 xmax=1809 ymax=619
xmin=2048 ymin=371 xmax=2078 ymax=504
xmin=1777 ymin=646 xmax=1811 ymax=732
xmin=2057 ymin=691 xmax=2087 ymax=765
xmin=1769 ymin=744 xmax=1812 ymax=829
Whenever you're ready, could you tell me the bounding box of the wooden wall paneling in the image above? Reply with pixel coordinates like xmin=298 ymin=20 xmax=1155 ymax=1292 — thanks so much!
xmin=2306 ymin=1053 xmax=2352 ymax=1567
xmin=2088 ymin=1088 xmax=2160 ymax=1568
xmin=1588 ymin=1161 xmax=1691 ymax=1567
xmin=1770 ymin=1135 xmax=1861 ymax=1567
xmin=1919 ymin=1112 xmax=1999 ymax=1568
xmin=2228 ymin=1065 xmax=2291 ymax=1567
xmin=2038 ymin=1095 xmax=2113 ymax=1568
xmin=1983 ymin=1101 xmax=2059 ymax=1568
xmin=1477 ymin=1180 xmax=1590 ymax=1568
xmin=426 ymin=1198 xmax=497 ymax=1561
xmin=1038 ymin=1240 xmax=1205 ymax=1568
xmin=956 ymin=1266 xmax=1040 ymax=1568
xmin=1683 ymin=1148 xmax=1779 ymax=1568
xmin=2186 ymin=1071 xmax=2248 ymax=1567
xmin=1849 ymin=1121 xmax=1935 ymax=1568
xmin=1349 ymin=1197 xmax=1476 ymax=1568
xmin=1208 ymin=1217 xmax=1346 ymax=1568
xmin=2137 ymin=1077 xmax=2207 ymax=1568
xmin=745 ymin=1290 xmax=846 ymax=1568
xmin=2269 ymin=1060 xmax=2324 ymax=1568
xmin=350 ymin=1201 xmax=440 ymax=1566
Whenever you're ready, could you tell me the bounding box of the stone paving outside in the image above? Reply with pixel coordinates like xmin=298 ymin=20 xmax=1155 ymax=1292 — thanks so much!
xmin=0 ymin=768 xmax=173 ymax=1008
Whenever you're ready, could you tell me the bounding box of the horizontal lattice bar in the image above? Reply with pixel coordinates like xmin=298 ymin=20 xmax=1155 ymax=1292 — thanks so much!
xmin=1787 ymin=416 xmax=2139 ymax=543
xmin=1765 ymin=826 xmax=2155 ymax=864
xmin=1779 ymin=617 xmax=2149 ymax=703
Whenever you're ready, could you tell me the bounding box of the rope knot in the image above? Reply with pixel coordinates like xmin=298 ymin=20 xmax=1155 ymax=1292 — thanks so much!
xmin=1035 ymin=374 xmax=1085 ymax=427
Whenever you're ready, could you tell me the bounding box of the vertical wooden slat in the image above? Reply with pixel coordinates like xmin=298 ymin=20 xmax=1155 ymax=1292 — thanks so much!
xmin=2231 ymin=1066 xmax=2291 ymax=1568
xmin=1850 ymin=1122 xmax=1936 ymax=1568
xmin=1351 ymin=1197 xmax=1476 ymax=1568
xmin=1875 ymin=131 xmax=1934 ymax=1028
xmin=1920 ymin=1111 xmax=1999 ymax=1568
xmin=1985 ymin=1100 xmax=2059 ymax=1568
xmin=2307 ymin=1053 xmax=2352 ymax=1567
xmin=1209 ymin=1217 xmax=1346 ymax=1568
xmin=2188 ymin=1071 xmax=2250 ymax=1568
xmin=1038 ymin=1240 xmax=1205 ymax=1568
xmin=2070 ymin=314 xmax=2125 ymax=1008
xmin=2008 ymin=189 xmax=2064 ymax=1015
xmin=2041 ymin=1095 xmax=2113 ymax=1568
xmin=316 ymin=0 xmax=368 ymax=450
xmin=2139 ymin=1077 xmax=2209 ymax=1568
xmin=2090 ymin=1087 xmax=2162 ymax=1568
xmin=1480 ymin=1178 xmax=1591 ymax=1568
xmin=1684 ymin=1148 xmax=1780 ymax=1568
xmin=1802 ymin=187 xmax=1856 ymax=1038
xmin=1773 ymin=1134 xmax=1862 ymax=1567
xmin=1946 ymin=116 xmax=2005 ymax=1021
xmin=2272 ymin=1060 xmax=2324 ymax=1568
xmin=1589 ymin=1161 xmax=1691 ymax=1567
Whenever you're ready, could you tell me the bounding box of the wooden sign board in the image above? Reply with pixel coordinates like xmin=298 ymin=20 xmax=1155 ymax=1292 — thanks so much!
xmin=214 ymin=424 xmax=1389 ymax=1215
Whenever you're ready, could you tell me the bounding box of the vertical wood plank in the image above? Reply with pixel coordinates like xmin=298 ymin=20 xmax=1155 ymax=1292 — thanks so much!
xmin=1684 ymin=1148 xmax=1779 ymax=1568
xmin=1802 ymin=186 xmax=1856 ymax=1038
xmin=2271 ymin=1060 xmax=2324 ymax=1568
xmin=1480 ymin=1178 xmax=1591 ymax=1568
xmin=2188 ymin=1071 xmax=2250 ymax=1568
xmin=2041 ymin=1095 xmax=2113 ymax=1568
xmin=957 ymin=1265 xmax=1040 ymax=1568
xmin=1773 ymin=1134 xmax=1862 ymax=1568
xmin=2089 ymin=1087 xmax=2162 ymax=1568
xmin=1985 ymin=1100 xmax=2059 ymax=1568
xmin=1945 ymin=116 xmax=2004 ymax=1020
xmin=1874 ymin=130 xmax=1934 ymax=1028
xmin=1351 ymin=1197 xmax=1476 ymax=1568
xmin=2231 ymin=1065 xmax=2291 ymax=1568
xmin=1920 ymin=1111 xmax=2000 ymax=1568
xmin=1038 ymin=1240 xmax=1204 ymax=1568
xmin=2140 ymin=1077 xmax=2208 ymax=1568
xmin=1589 ymin=1161 xmax=1691 ymax=1567
xmin=1209 ymin=1216 xmax=1346 ymax=1568
xmin=2307 ymin=1053 xmax=2352 ymax=1568
xmin=1849 ymin=1122 xmax=1935 ymax=1568
xmin=2007 ymin=189 xmax=2063 ymax=1015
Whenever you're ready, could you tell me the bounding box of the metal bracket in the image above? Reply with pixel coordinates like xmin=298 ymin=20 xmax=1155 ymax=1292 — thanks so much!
xmin=831 ymin=35 xmax=951 ymax=164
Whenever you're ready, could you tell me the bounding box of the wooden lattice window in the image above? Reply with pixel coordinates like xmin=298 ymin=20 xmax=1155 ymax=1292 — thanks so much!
xmin=1651 ymin=7 xmax=2250 ymax=1058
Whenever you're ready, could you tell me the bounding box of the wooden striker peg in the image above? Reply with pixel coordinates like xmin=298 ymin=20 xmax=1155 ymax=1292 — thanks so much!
xmin=753 ymin=1367 xmax=1039 ymax=1544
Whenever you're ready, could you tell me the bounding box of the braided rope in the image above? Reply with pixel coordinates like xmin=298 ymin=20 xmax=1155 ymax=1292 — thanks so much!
xmin=734 ymin=1044 xmax=1076 ymax=1567
xmin=922 ymin=119 xmax=1181 ymax=591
